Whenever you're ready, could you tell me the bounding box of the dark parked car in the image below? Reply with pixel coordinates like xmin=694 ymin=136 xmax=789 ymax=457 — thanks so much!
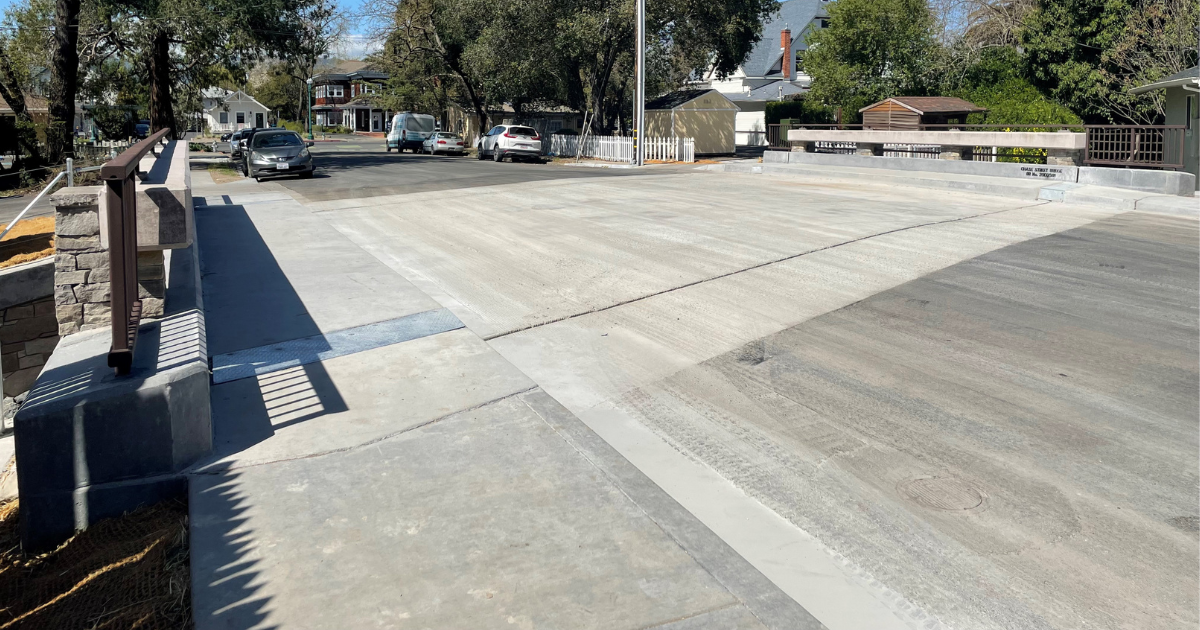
xmin=135 ymin=119 xmax=151 ymax=138
xmin=245 ymin=130 xmax=314 ymax=181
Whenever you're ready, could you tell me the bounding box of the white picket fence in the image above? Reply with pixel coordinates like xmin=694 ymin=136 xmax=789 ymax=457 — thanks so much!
xmin=547 ymin=135 xmax=695 ymax=163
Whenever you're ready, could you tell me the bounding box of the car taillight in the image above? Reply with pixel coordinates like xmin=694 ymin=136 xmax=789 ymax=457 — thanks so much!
xmin=437 ymin=140 xmax=446 ymax=144
xmin=503 ymin=132 xmax=515 ymax=138
xmin=531 ymin=135 xmax=540 ymax=140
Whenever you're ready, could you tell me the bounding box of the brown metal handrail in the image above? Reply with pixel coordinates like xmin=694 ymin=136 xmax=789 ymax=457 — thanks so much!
xmin=100 ymin=128 xmax=170 ymax=374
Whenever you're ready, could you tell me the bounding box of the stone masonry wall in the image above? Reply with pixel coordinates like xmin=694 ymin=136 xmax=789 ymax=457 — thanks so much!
xmin=1 ymin=296 xmax=59 ymax=397
xmin=52 ymin=188 xmax=165 ymax=336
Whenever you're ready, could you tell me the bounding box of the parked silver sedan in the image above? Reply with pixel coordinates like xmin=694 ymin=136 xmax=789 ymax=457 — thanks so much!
xmin=421 ymin=132 xmax=466 ymax=155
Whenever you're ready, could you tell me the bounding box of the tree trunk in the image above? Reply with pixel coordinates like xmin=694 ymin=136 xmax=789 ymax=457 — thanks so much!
xmin=46 ymin=0 xmax=80 ymax=163
xmin=148 ymin=28 xmax=177 ymax=139
xmin=0 ymin=44 xmax=42 ymax=173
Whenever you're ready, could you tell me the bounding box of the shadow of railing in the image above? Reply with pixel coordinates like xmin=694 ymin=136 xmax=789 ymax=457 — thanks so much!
xmin=188 ymin=196 xmax=348 ymax=629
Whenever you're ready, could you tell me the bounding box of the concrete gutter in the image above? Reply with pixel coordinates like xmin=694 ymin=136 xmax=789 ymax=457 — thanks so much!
xmin=705 ymin=160 xmax=1199 ymax=216
xmin=788 ymin=129 xmax=1086 ymax=149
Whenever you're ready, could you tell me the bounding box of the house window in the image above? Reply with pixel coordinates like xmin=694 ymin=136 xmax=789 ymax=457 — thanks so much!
xmin=236 ymin=112 xmax=245 ymax=124
xmin=219 ymin=111 xmax=228 ymax=124
xmin=361 ymin=84 xmax=377 ymax=95
xmin=328 ymin=85 xmax=344 ymax=98
xmin=548 ymin=119 xmax=562 ymax=132
xmin=819 ymin=19 xmax=830 ymax=28
xmin=316 ymin=85 xmax=325 ymax=98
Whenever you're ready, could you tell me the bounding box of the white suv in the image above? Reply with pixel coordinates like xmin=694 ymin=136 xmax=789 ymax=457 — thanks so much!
xmin=477 ymin=125 xmax=542 ymax=162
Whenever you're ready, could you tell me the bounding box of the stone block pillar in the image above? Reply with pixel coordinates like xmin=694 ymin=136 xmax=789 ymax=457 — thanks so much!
xmin=1046 ymin=148 xmax=1081 ymax=166
xmin=939 ymin=145 xmax=973 ymax=161
xmin=51 ymin=188 xmax=166 ymax=336
xmin=856 ymin=143 xmax=884 ymax=157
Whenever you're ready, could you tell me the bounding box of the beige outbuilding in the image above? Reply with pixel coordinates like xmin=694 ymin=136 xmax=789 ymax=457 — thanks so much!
xmin=645 ymin=89 xmax=739 ymax=155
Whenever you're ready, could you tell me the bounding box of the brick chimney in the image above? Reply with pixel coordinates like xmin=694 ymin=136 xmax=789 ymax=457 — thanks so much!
xmin=780 ymin=27 xmax=792 ymax=80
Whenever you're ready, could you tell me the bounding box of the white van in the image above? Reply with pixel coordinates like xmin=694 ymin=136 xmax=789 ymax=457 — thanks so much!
xmin=386 ymin=112 xmax=437 ymax=152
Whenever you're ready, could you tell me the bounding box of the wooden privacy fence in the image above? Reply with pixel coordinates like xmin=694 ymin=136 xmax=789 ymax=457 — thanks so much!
xmin=1085 ymin=126 xmax=1185 ymax=169
xmin=547 ymin=134 xmax=695 ymax=163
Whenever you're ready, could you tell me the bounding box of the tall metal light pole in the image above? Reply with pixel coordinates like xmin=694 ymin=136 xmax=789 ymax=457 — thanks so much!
xmin=306 ymin=78 xmax=315 ymax=140
xmin=634 ymin=0 xmax=645 ymax=166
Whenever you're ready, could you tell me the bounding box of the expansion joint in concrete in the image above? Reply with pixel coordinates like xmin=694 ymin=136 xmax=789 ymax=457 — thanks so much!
xmin=190 ymin=385 xmax=539 ymax=474
xmin=484 ymin=201 xmax=1051 ymax=341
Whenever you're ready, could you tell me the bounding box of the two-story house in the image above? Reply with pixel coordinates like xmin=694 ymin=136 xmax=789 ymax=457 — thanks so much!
xmin=310 ymin=60 xmax=392 ymax=133
xmin=698 ymin=0 xmax=833 ymax=145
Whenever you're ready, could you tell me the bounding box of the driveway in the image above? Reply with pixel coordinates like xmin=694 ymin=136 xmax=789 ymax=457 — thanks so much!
xmin=302 ymin=169 xmax=1198 ymax=630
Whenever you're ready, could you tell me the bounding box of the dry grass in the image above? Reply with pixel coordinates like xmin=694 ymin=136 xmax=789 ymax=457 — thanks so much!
xmin=0 ymin=498 xmax=192 ymax=630
xmin=0 ymin=216 xmax=55 ymax=270
xmin=206 ymin=163 xmax=243 ymax=184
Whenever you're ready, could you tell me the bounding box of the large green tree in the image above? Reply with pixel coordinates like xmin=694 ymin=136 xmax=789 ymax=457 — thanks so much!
xmin=801 ymin=0 xmax=939 ymax=120
xmin=378 ymin=0 xmax=777 ymax=135
xmin=1020 ymin=0 xmax=1198 ymax=124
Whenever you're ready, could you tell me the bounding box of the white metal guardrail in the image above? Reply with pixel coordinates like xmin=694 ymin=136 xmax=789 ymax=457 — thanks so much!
xmin=547 ymin=135 xmax=695 ymax=163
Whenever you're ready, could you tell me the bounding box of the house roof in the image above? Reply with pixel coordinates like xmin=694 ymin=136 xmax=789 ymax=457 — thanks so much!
xmin=201 ymin=87 xmax=233 ymax=99
xmin=859 ymin=96 xmax=985 ymax=115
xmin=0 ymin=95 xmax=85 ymax=114
xmin=1131 ymin=66 xmax=1199 ymax=94
xmin=202 ymin=89 xmax=270 ymax=112
xmin=741 ymin=0 xmax=827 ymax=78
xmin=725 ymin=80 xmax=807 ymax=102
xmin=311 ymin=60 xmax=389 ymax=83
xmin=646 ymin=89 xmax=736 ymax=110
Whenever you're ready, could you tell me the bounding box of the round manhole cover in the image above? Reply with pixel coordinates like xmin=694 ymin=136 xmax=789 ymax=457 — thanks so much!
xmin=899 ymin=477 xmax=984 ymax=511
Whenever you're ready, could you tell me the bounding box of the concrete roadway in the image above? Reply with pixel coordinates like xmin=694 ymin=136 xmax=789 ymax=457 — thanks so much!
xmin=189 ymin=144 xmax=1198 ymax=629
xmin=305 ymin=166 xmax=1198 ymax=630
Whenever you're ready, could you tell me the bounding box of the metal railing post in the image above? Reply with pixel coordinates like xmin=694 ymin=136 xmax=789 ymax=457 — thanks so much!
xmin=99 ymin=128 xmax=169 ymax=375
xmin=66 ymin=157 xmax=73 ymax=187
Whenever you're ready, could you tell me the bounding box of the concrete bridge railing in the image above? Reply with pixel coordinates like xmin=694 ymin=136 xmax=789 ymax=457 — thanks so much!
xmin=787 ymin=129 xmax=1088 ymax=165
xmin=14 ymin=135 xmax=210 ymax=552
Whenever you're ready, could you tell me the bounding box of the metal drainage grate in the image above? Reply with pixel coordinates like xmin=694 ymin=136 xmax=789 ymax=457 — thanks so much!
xmin=898 ymin=476 xmax=984 ymax=511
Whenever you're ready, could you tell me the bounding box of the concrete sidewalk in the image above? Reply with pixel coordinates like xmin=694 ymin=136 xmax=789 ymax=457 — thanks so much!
xmin=185 ymin=174 xmax=818 ymax=629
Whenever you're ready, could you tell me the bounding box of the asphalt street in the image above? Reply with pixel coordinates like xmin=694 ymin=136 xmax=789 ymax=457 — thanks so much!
xmin=266 ymin=137 xmax=668 ymax=201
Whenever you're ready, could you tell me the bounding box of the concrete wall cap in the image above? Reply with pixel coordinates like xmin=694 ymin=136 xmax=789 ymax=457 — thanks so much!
xmin=0 ymin=257 xmax=54 ymax=311
xmin=787 ymin=129 xmax=1087 ymax=150
xmin=48 ymin=186 xmax=102 ymax=207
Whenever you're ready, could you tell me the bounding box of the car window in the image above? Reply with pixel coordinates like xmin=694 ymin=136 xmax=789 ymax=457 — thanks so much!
xmin=488 ymin=126 xmax=503 ymax=136
xmin=509 ymin=126 xmax=538 ymax=136
xmin=252 ymin=133 xmax=303 ymax=148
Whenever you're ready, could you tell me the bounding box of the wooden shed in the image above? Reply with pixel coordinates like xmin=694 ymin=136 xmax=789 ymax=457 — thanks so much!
xmin=858 ymin=97 xmax=986 ymax=130
xmin=645 ymin=89 xmax=739 ymax=155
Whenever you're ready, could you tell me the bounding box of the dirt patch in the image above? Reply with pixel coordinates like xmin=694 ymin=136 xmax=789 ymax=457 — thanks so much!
xmin=0 ymin=498 xmax=192 ymax=629
xmin=207 ymin=163 xmax=243 ymax=184
xmin=0 ymin=216 xmax=55 ymax=269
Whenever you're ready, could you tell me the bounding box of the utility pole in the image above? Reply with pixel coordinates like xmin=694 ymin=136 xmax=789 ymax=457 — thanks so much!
xmin=633 ymin=0 xmax=645 ymax=166
xmin=306 ymin=78 xmax=315 ymax=140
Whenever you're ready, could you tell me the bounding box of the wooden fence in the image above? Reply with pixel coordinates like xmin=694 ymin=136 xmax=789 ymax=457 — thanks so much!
xmin=547 ymin=135 xmax=695 ymax=163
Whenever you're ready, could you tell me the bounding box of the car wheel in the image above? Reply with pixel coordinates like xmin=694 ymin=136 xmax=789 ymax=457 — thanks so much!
xmin=386 ymin=146 xmax=391 ymax=152
xmin=493 ymin=149 xmax=503 ymax=162
xmin=477 ymin=148 xmax=486 ymax=160
xmin=299 ymin=170 xmax=314 ymax=179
